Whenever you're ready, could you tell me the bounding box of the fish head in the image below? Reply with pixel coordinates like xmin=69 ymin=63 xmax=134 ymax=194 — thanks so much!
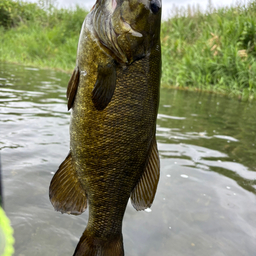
xmin=92 ymin=0 xmax=162 ymax=64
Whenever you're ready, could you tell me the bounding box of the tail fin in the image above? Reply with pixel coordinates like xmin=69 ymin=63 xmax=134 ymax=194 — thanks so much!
xmin=73 ymin=230 xmax=124 ymax=256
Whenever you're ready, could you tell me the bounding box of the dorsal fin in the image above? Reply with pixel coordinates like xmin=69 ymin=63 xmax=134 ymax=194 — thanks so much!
xmin=67 ymin=67 xmax=80 ymax=110
xmin=130 ymin=137 xmax=160 ymax=211
xmin=92 ymin=62 xmax=116 ymax=111
xmin=49 ymin=152 xmax=87 ymax=215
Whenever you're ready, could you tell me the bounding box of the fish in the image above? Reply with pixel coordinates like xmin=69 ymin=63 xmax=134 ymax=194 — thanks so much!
xmin=49 ymin=0 xmax=162 ymax=255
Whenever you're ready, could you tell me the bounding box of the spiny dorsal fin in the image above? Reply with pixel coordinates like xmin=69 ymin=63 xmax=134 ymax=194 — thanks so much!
xmin=130 ymin=137 xmax=160 ymax=211
xmin=49 ymin=152 xmax=87 ymax=215
xmin=67 ymin=67 xmax=80 ymax=110
xmin=92 ymin=62 xmax=116 ymax=111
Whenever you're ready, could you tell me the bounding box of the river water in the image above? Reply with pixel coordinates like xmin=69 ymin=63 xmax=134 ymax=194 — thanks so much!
xmin=1 ymin=62 xmax=256 ymax=256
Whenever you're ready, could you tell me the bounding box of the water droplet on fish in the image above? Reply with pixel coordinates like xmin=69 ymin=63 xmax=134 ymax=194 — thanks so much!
xmin=81 ymin=70 xmax=87 ymax=76
xmin=180 ymin=174 xmax=188 ymax=178
xmin=174 ymin=162 xmax=177 ymax=164
xmin=168 ymin=226 xmax=171 ymax=229
xmin=163 ymin=198 xmax=166 ymax=200
xmin=218 ymin=160 xmax=222 ymax=162
xmin=50 ymin=172 xmax=55 ymax=175
xmin=145 ymin=208 xmax=152 ymax=213
xmin=226 ymin=186 xmax=231 ymax=189
xmin=166 ymin=174 xmax=171 ymax=177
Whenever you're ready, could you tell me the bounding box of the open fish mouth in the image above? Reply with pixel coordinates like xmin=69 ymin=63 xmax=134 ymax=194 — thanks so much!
xmin=93 ymin=11 xmax=127 ymax=63
xmin=92 ymin=0 xmax=145 ymax=64
xmin=112 ymin=0 xmax=117 ymax=10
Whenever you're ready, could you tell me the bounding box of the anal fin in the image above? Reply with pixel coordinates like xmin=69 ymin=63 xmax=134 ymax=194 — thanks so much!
xmin=130 ymin=137 xmax=160 ymax=211
xmin=49 ymin=152 xmax=87 ymax=215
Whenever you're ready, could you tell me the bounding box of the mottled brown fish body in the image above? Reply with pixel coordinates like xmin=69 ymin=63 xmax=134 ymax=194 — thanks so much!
xmin=72 ymin=27 xmax=160 ymax=234
xmin=49 ymin=0 xmax=162 ymax=255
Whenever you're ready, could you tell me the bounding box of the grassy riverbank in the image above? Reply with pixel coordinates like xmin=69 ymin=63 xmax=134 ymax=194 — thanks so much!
xmin=0 ymin=0 xmax=87 ymax=71
xmin=161 ymin=1 xmax=256 ymax=99
xmin=1 ymin=0 xmax=256 ymax=98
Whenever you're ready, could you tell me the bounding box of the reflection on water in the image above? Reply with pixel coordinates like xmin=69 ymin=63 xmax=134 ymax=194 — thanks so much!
xmin=158 ymin=90 xmax=256 ymax=194
xmin=1 ymin=62 xmax=256 ymax=256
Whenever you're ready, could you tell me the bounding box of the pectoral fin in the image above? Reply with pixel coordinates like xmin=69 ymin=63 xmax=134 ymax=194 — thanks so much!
xmin=49 ymin=152 xmax=87 ymax=215
xmin=92 ymin=62 xmax=116 ymax=111
xmin=67 ymin=67 xmax=80 ymax=110
xmin=130 ymin=137 xmax=160 ymax=211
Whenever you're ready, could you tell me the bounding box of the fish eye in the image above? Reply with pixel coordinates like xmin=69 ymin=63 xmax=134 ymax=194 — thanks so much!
xmin=150 ymin=0 xmax=161 ymax=14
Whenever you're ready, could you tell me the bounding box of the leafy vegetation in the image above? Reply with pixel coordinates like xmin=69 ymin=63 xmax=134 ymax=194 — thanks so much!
xmin=0 ymin=0 xmax=87 ymax=71
xmin=161 ymin=1 xmax=256 ymax=99
xmin=1 ymin=0 xmax=256 ymax=98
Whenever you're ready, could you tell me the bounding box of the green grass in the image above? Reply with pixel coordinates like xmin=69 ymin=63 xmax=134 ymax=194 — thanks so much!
xmin=161 ymin=1 xmax=256 ymax=99
xmin=0 ymin=0 xmax=87 ymax=71
xmin=1 ymin=0 xmax=256 ymax=98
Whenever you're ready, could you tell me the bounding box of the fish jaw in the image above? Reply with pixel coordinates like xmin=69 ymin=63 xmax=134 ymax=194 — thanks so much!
xmin=90 ymin=0 xmax=162 ymax=64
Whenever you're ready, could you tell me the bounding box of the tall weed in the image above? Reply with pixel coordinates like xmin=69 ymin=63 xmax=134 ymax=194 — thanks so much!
xmin=161 ymin=0 xmax=256 ymax=97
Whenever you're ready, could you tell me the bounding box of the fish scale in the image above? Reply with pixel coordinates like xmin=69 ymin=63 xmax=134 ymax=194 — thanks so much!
xmin=49 ymin=0 xmax=162 ymax=255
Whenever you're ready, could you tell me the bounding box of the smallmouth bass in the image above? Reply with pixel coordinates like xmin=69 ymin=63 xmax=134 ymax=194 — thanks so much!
xmin=49 ymin=0 xmax=162 ymax=255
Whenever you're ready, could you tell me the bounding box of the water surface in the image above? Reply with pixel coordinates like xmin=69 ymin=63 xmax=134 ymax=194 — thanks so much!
xmin=1 ymin=62 xmax=256 ymax=256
